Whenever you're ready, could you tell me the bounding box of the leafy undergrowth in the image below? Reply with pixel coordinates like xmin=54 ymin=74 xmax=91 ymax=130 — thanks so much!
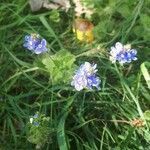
xmin=0 ymin=0 xmax=150 ymax=150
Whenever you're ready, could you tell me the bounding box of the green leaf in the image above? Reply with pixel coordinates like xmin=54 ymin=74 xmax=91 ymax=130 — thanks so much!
xmin=117 ymin=3 xmax=131 ymax=18
xmin=133 ymin=25 xmax=143 ymax=38
xmin=27 ymin=113 xmax=52 ymax=145
xmin=42 ymin=50 xmax=76 ymax=84
xmin=144 ymin=110 xmax=150 ymax=121
xmin=140 ymin=62 xmax=150 ymax=89
xmin=139 ymin=14 xmax=150 ymax=40
xmin=82 ymin=0 xmax=95 ymax=8
xmin=39 ymin=16 xmax=63 ymax=49
xmin=140 ymin=14 xmax=150 ymax=29
xmin=57 ymin=97 xmax=74 ymax=150
xmin=57 ymin=112 xmax=68 ymax=150
xmin=94 ymin=21 xmax=109 ymax=40
xmin=144 ymin=132 xmax=150 ymax=142
xmin=49 ymin=10 xmax=60 ymax=23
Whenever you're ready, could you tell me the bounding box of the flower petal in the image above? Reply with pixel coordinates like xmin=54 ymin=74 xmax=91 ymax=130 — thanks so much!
xmin=115 ymin=42 xmax=123 ymax=52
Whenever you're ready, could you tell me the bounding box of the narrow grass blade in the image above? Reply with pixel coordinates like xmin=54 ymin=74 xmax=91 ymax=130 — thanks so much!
xmin=141 ymin=62 xmax=150 ymax=89
xmin=39 ymin=16 xmax=63 ymax=49
xmin=57 ymin=97 xmax=74 ymax=150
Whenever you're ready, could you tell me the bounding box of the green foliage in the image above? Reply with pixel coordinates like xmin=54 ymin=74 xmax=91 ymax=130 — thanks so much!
xmin=0 ymin=0 xmax=149 ymax=149
xmin=144 ymin=110 xmax=150 ymax=121
xmin=141 ymin=62 xmax=150 ymax=89
xmin=117 ymin=3 xmax=131 ymax=18
xmin=49 ymin=10 xmax=60 ymax=23
xmin=94 ymin=20 xmax=114 ymax=41
xmin=92 ymin=0 xmax=149 ymax=42
xmin=27 ymin=113 xmax=52 ymax=146
xmin=133 ymin=14 xmax=150 ymax=41
xmin=81 ymin=0 xmax=95 ymax=8
xmin=140 ymin=14 xmax=150 ymax=29
xmin=42 ymin=50 xmax=76 ymax=85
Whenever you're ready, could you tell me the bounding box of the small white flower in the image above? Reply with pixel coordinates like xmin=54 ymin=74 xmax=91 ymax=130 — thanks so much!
xmin=30 ymin=118 xmax=33 ymax=124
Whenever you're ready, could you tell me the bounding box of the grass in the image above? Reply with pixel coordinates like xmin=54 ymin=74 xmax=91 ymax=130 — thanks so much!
xmin=0 ymin=0 xmax=150 ymax=149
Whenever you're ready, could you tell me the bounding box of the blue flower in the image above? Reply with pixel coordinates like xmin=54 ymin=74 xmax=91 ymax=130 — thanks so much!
xmin=71 ymin=62 xmax=101 ymax=91
xmin=23 ymin=33 xmax=47 ymax=54
xmin=110 ymin=42 xmax=137 ymax=64
xmin=33 ymin=113 xmax=38 ymax=119
xmin=87 ymin=75 xmax=101 ymax=90
xmin=33 ymin=121 xmax=39 ymax=126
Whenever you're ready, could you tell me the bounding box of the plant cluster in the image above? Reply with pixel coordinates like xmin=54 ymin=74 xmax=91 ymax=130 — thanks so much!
xmin=0 ymin=0 xmax=150 ymax=149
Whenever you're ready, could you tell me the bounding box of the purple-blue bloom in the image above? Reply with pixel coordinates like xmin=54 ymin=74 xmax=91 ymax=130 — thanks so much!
xmin=110 ymin=42 xmax=137 ymax=64
xmin=71 ymin=62 xmax=101 ymax=91
xmin=23 ymin=33 xmax=47 ymax=54
xmin=33 ymin=121 xmax=39 ymax=126
xmin=87 ymin=75 xmax=100 ymax=90
xmin=33 ymin=113 xmax=38 ymax=119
